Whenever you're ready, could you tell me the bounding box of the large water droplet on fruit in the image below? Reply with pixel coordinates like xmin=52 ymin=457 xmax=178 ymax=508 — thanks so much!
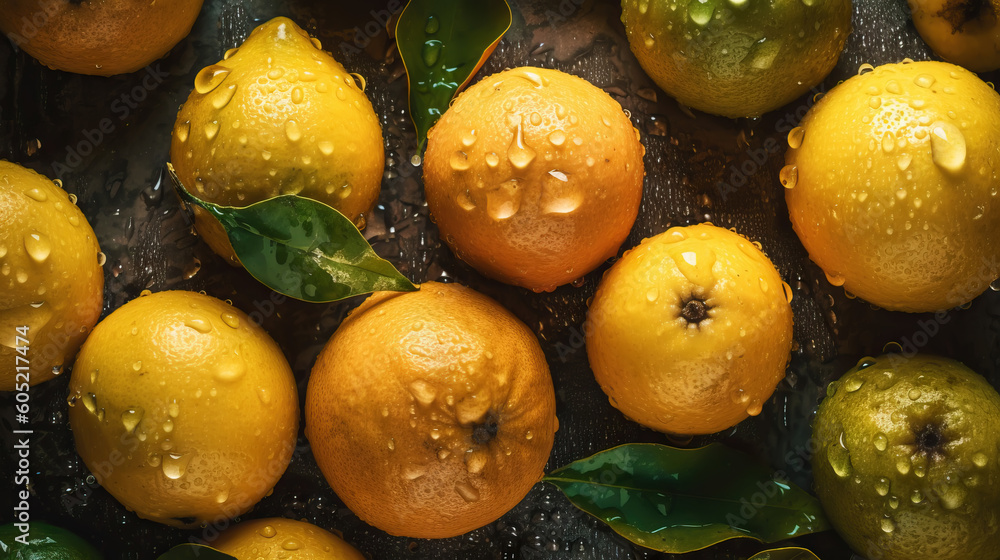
xmin=913 ymin=74 xmax=935 ymax=88
xmin=779 ymin=165 xmax=798 ymax=189
xmin=540 ymin=170 xmax=581 ymax=214
xmin=185 ymin=318 xmax=213 ymax=333
xmin=213 ymin=84 xmax=237 ymax=109
xmin=466 ymin=450 xmax=488 ymax=474
xmin=450 ymin=151 xmax=471 ymax=171
xmin=285 ymin=120 xmax=303 ymax=142
xmin=25 ymin=188 xmax=47 ymax=202
xmin=929 ymin=121 xmax=966 ymax=172
xmin=880 ymin=517 xmax=895 ymax=533
xmin=409 ymin=380 xmax=437 ymax=405
xmin=161 ymin=452 xmax=193 ymax=480
xmin=455 ymin=481 xmax=481 ymax=502
xmin=875 ymin=477 xmax=890 ymax=496
xmin=194 ymin=64 xmax=231 ymax=94
xmin=669 ymin=246 xmax=717 ymax=288
xmin=258 ymin=525 xmax=277 ymax=538
xmin=972 ymin=452 xmax=989 ymax=467
xmin=121 ymin=407 xmax=144 ymax=433
xmin=282 ymin=539 xmax=301 ymax=551
xmin=23 ymin=231 xmax=50 ymax=263
xmin=215 ymin=359 xmax=245 ymax=382
xmin=827 ymin=435 xmax=853 ymax=478
xmin=507 ymin=119 xmax=536 ymax=170
xmin=220 ymin=312 xmax=240 ymax=329
xmin=844 ymin=377 xmax=864 ymax=393
xmin=689 ymin=0 xmax=715 ymax=25
xmin=486 ymin=179 xmax=521 ymax=220
xmin=787 ymin=127 xmax=805 ymax=149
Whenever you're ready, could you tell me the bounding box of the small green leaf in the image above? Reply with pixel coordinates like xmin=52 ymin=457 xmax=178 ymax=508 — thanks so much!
xmin=749 ymin=547 xmax=823 ymax=560
xmin=156 ymin=544 xmax=236 ymax=560
xmin=168 ymin=164 xmax=417 ymax=302
xmin=544 ymin=443 xmax=830 ymax=554
xmin=396 ymin=0 xmax=512 ymax=149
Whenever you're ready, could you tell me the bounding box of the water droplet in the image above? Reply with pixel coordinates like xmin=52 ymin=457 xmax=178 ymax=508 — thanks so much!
xmin=282 ymin=539 xmax=301 ymax=551
xmin=82 ymin=393 xmax=97 ymax=414
xmin=223 ymin=47 xmax=238 ymax=60
xmin=121 ymin=407 xmax=144 ymax=433
xmin=868 ymin=96 xmax=882 ymax=109
xmin=319 ymin=141 xmax=335 ymax=156
xmin=857 ymin=63 xmax=875 ymax=76
xmin=929 ymin=121 xmax=966 ymax=172
xmin=450 ymin=151 xmax=471 ymax=171
xmin=548 ymin=130 xmax=566 ymax=146
xmin=897 ymin=458 xmax=911 ymax=475
xmin=689 ymin=0 xmax=715 ymax=25
xmin=23 ymin=231 xmax=50 ymax=263
xmin=258 ymin=525 xmax=277 ymax=538
xmin=827 ymin=439 xmax=853 ymax=478
xmin=787 ymin=127 xmax=805 ymax=149
xmin=131 ymin=360 xmax=142 ymax=372
xmin=424 ymin=15 xmax=440 ymax=34
xmin=456 ymin=189 xmax=476 ymax=211
xmin=825 ymin=272 xmax=846 ymax=287
xmin=466 ymin=450 xmax=488 ymax=474
xmin=258 ymin=387 xmax=271 ymax=405
xmin=646 ymin=287 xmax=659 ymax=302
xmin=204 ymin=120 xmax=220 ymax=141
xmin=422 ymin=40 xmax=442 ymax=67
xmin=972 ymin=452 xmax=989 ymax=467
xmin=939 ymin=484 xmax=966 ymax=510
xmin=888 ymin=495 xmax=899 ymax=509
xmin=408 ymin=380 xmax=437 ymax=405
xmin=880 ymin=517 xmax=895 ymax=533
xmin=881 ymin=131 xmax=896 ymax=153
xmin=220 ymin=312 xmax=240 ymax=329
xmin=873 ymin=432 xmax=888 ymax=451
xmin=290 ymin=85 xmax=304 ymax=105
xmin=215 ymin=360 xmax=245 ymax=382
xmin=779 ymin=165 xmax=798 ymax=189
xmin=746 ymin=401 xmax=763 ymax=416
xmin=194 ymin=64 xmax=231 ymax=94
xmin=25 ymin=188 xmax=47 ymax=202
xmin=885 ymin=80 xmax=901 ymax=94
xmin=486 ymin=179 xmax=521 ymax=220
xmin=285 ymin=120 xmax=303 ymax=142
xmin=507 ymin=118 xmax=536 ymax=169
xmin=914 ymin=74 xmax=935 ymax=88
xmin=541 ymin=170 xmax=581 ymax=214
xmin=844 ymin=377 xmax=864 ymax=392
xmin=213 ymin=84 xmax=237 ymax=109
xmin=908 ymin=388 xmax=922 ymax=400
xmin=455 ymin=481 xmax=481 ymax=502
xmin=161 ymin=452 xmax=193 ymax=480
xmin=518 ymin=69 xmax=546 ymax=88
xmin=875 ymin=477 xmax=890 ymax=496
xmin=185 ymin=318 xmax=213 ymax=334
xmin=168 ymin=401 xmax=180 ymax=418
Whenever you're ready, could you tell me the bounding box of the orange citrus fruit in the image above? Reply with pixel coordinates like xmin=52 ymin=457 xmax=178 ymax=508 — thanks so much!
xmin=422 ymin=66 xmax=645 ymax=292
xmin=1 ymin=161 xmax=103 ymax=391
xmin=213 ymin=518 xmax=365 ymax=559
xmin=620 ymin=0 xmax=852 ymax=117
xmin=907 ymin=0 xmax=1000 ymax=72
xmin=68 ymin=290 xmax=299 ymax=528
xmin=170 ymin=16 xmax=384 ymax=264
xmin=305 ymin=282 xmax=558 ymax=538
xmin=784 ymin=60 xmax=1000 ymax=312
xmin=0 ymin=0 xmax=203 ymax=76
xmin=586 ymin=223 xmax=793 ymax=435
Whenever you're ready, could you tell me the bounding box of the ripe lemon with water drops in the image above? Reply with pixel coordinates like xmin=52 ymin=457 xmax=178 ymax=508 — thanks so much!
xmin=422 ymin=66 xmax=645 ymax=292
xmin=620 ymin=0 xmax=852 ymax=118
xmin=212 ymin=518 xmax=365 ymax=559
xmin=812 ymin=354 xmax=1000 ymax=560
xmin=907 ymin=0 xmax=1000 ymax=72
xmin=170 ymin=16 xmax=384 ymax=265
xmin=305 ymin=282 xmax=558 ymax=538
xmin=68 ymin=290 xmax=298 ymax=528
xmin=0 ymin=0 xmax=203 ymax=76
xmin=585 ymin=223 xmax=794 ymax=435
xmin=0 ymin=161 xmax=103 ymax=391
xmin=784 ymin=60 xmax=1000 ymax=312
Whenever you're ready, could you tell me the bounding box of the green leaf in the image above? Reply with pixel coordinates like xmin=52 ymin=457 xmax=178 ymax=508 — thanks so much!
xmin=749 ymin=547 xmax=823 ymax=560
xmin=167 ymin=164 xmax=417 ymax=303
xmin=544 ymin=443 xmax=830 ymax=554
xmin=156 ymin=544 xmax=236 ymax=560
xmin=396 ymin=0 xmax=512 ymax=149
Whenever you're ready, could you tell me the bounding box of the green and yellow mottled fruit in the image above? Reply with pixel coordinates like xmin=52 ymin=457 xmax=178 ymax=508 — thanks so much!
xmin=170 ymin=16 xmax=384 ymax=264
xmin=0 ymin=523 xmax=103 ymax=559
xmin=0 ymin=161 xmax=104 ymax=391
xmin=813 ymin=354 xmax=1000 ymax=560
xmin=620 ymin=0 xmax=852 ymax=117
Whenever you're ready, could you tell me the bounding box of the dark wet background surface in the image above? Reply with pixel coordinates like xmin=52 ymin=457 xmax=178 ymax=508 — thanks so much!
xmin=1 ymin=0 xmax=998 ymax=558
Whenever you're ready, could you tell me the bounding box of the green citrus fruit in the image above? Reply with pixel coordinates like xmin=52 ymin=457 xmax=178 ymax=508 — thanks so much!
xmin=0 ymin=523 xmax=103 ymax=560
xmin=812 ymin=354 xmax=1000 ymax=560
xmin=620 ymin=0 xmax=852 ymax=117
